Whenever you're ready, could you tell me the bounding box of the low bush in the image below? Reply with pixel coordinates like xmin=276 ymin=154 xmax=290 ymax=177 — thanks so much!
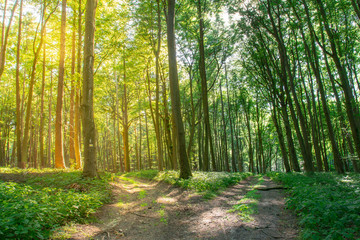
xmin=0 ymin=169 xmax=112 ymax=239
xmin=268 ymin=172 xmax=360 ymax=240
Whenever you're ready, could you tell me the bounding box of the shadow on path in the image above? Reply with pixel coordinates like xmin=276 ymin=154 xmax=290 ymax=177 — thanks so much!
xmin=66 ymin=176 xmax=298 ymax=240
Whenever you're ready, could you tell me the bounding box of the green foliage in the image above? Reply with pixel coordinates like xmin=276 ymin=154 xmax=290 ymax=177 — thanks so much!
xmin=156 ymin=171 xmax=252 ymax=198
xmin=0 ymin=169 xmax=112 ymax=239
xmin=268 ymin=172 xmax=360 ymax=240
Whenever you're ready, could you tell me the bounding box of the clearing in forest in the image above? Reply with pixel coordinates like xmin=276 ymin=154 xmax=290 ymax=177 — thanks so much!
xmin=57 ymin=176 xmax=298 ymax=240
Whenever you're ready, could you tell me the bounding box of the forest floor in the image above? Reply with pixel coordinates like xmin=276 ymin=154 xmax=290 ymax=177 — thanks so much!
xmin=58 ymin=176 xmax=299 ymax=240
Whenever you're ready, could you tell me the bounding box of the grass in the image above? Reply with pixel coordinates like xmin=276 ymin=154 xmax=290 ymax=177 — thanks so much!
xmin=228 ymin=175 xmax=263 ymax=221
xmin=268 ymin=172 xmax=360 ymax=240
xmin=0 ymin=168 xmax=112 ymax=239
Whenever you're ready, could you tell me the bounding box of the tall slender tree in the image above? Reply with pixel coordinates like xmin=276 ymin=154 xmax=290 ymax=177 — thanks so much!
xmin=197 ymin=0 xmax=217 ymax=171
xmin=167 ymin=0 xmax=191 ymax=179
xmin=55 ymin=0 xmax=67 ymax=169
xmin=15 ymin=0 xmax=23 ymax=168
xmin=82 ymin=0 xmax=98 ymax=178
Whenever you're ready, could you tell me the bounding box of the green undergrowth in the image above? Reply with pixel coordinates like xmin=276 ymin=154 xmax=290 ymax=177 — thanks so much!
xmin=156 ymin=170 xmax=252 ymax=199
xmin=228 ymin=175 xmax=264 ymax=221
xmin=0 ymin=168 xmax=112 ymax=239
xmin=268 ymin=172 xmax=360 ymax=240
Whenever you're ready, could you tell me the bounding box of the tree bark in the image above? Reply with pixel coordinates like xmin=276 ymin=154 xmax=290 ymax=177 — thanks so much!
xmin=39 ymin=26 xmax=46 ymax=168
xmin=271 ymin=102 xmax=290 ymax=172
xmin=55 ymin=0 xmax=67 ymax=169
xmin=197 ymin=0 xmax=216 ymax=171
xmin=69 ymin=8 xmax=77 ymax=168
xmin=74 ymin=0 xmax=82 ymax=169
xmin=219 ymin=75 xmax=230 ymax=172
xmin=167 ymin=0 xmax=192 ymax=179
xmin=82 ymin=0 xmax=98 ymax=178
xmin=145 ymin=110 xmax=152 ymax=169
xmin=15 ymin=0 xmax=23 ymax=168
xmin=122 ymin=61 xmax=130 ymax=172
xmin=154 ymin=0 xmax=163 ymax=171
xmin=48 ymin=71 xmax=53 ymax=167
xmin=225 ymin=65 xmax=237 ymax=172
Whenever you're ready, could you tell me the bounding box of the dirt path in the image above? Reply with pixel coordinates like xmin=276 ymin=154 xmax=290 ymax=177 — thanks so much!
xmin=63 ymin=176 xmax=298 ymax=240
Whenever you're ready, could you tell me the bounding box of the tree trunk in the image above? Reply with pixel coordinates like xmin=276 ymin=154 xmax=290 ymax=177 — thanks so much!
xmin=225 ymin=64 xmax=237 ymax=172
xmin=115 ymin=75 xmax=124 ymax=172
xmin=154 ymin=0 xmax=163 ymax=171
xmin=279 ymin=90 xmax=300 ymax=172
xmin=139 ymin=109 xmax=142 ymax=170
xmin=298 ymin=1 xmax=344 ymax=173
xmin=162 ymin=77 xmax=176 ymax=169
xmin=69 ymin=9 xmax=77 ymax=168
xmin=39 ymin=27 xmax=46 ymax=168
xmin=197 ymin=0 xmax=216 ymax=171
xmin=271 ymin=102 xmax=290 ymax=172
xmin=122 ymin=78 xmax=130 ymax=172
xmin=315 ymin=0 xmax=357 ymax=173
xmin=219 ymin=75 xmax=230 ymax=172
xmin=15 ymin=0 xmax=23 ymax=168
xmin=244 ymin=104 xmax=254 ymax=173
xmin=145 ymin=111 xmax=152 ymax=169
xmin=48 ymin=71 xmax=53 ymax=167
xmin=186 ymin=65 xmax=196 ymax=163
xmin=82 ymin=0 xmax=98 ymax=178
xmin=167 ymin=0 xmax=192 ymax=179
xmin=265 ymin=0 xmax=313 ymax=172
xmin=55 ymin=0 xmax=67 ymax=169
xmin=74 ymin=0 xmax=82 ymax=169
xmin=22 ymin=3 xmax=54 ymax=167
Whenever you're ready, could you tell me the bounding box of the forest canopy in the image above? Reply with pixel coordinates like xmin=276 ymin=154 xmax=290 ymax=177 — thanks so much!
xmin=0 ymin=0 xmax=359 ymax=177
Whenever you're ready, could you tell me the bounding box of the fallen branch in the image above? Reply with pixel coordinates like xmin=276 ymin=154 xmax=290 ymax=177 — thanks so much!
xmin=254 ymin=186 xmax=289 ymax=191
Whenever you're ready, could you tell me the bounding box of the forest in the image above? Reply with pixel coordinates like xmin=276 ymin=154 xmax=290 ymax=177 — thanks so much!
xmin=0 ymin=0 xmax=359 ymax=239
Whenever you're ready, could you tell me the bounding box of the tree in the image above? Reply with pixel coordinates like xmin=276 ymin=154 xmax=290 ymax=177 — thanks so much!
xmin=21 ymin=1 xmax=58 ymax=168
xmin=54 ymin=0 xmax=67 ymax=169
xmin=82 ymin=0 xmax=97 ymax=178
xmin=197 ymin=0 xmax=217 ymax=171
xmin=167 ymin=0 xmax=191 ymax=179
xmin=15 ymin=0 xmax=23 ymax=168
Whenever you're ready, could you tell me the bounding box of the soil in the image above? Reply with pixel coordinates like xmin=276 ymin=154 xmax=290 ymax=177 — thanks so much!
xmin=60 ymin=176 xmax=299 ymax=240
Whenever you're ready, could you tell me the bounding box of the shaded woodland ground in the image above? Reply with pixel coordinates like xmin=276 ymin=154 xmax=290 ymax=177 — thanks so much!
xmin=1 ymin=169 xmax=359 ymax=239
xmin=67 ymin=176 xmax=298 ymax=240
